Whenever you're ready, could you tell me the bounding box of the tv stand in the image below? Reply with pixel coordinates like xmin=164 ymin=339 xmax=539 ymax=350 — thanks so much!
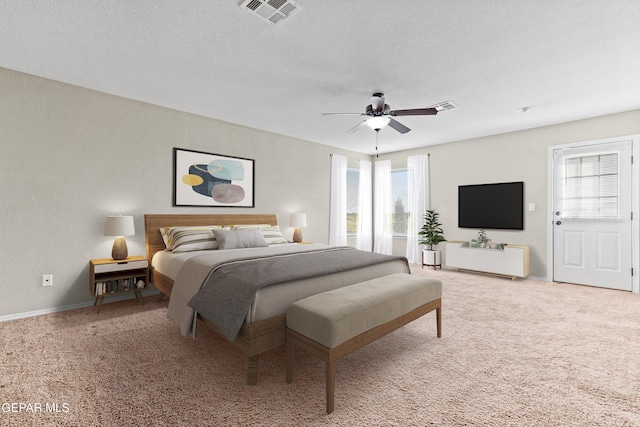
xmin=445 ymin=241 xmax=530 ymax=279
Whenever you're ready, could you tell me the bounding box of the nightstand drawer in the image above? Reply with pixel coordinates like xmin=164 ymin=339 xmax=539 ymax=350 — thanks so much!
xmin=94 ymin=259 xmax=148 ymax=273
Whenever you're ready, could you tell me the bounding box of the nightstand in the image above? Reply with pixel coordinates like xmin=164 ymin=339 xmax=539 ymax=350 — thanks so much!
xmin=89 ymin=256 xmax=149 ymax=313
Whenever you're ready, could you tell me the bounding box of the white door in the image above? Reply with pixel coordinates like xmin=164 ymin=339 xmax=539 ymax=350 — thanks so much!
xmin=552 ymin=139 xmax=633 ymax=291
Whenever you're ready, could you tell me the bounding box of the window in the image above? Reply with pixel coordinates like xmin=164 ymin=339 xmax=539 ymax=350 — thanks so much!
xmin=391 ymin=168 xmax=409 ymax=235
xmin=346 ymin=168 xmax=359 ymax=235
xmin=562 ymin=153 xmax=619 ymax=218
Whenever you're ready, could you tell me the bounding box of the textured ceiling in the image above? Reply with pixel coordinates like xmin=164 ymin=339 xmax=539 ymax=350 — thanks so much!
xmin=2 ymin=1 xmax=639 ymax=155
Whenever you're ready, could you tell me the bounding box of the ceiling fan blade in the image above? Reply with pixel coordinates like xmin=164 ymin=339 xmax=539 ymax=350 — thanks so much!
xmin=389 ymin=107 xmax=438 ymax=116
xmin=387 ymin=118 xmax=411 ymax=134
xmin=346 ymin=120 xmax=368 ymax=134
xmin=322 ymin=112 xmax=366 ymax=116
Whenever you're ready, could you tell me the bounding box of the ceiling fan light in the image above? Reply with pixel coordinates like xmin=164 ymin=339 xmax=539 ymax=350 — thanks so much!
xmin=366 ymin=116 xmax=390 ymax=130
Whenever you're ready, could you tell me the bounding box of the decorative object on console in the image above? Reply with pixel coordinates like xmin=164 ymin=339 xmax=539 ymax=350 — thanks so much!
xmin=289 ymin=213 xmax=307 ymax=243
xmin=462 ymin=241 xmax=503 ymax=251
xmin=477 ymin=229 xmax=488 ymax=248
xmin=418 ymin=209 xmax=447 ymax=270
xmin=104 ymin=215 xmax=135 ymax=260
xmin=173 ymin=147 xmax=255 ymax=208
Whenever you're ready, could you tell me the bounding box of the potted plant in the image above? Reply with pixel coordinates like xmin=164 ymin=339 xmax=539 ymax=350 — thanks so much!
xmin=418 ymin=209 xmax=447 ymax=269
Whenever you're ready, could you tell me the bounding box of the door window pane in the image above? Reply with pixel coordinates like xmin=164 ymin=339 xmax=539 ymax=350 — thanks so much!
xmin=561 ymin=153 xmax=619 ymax=218
xmin=599 ymin=175 xmax=617 ymax=197
xmin=600 ymin=153 xmax=618 ymax=174
xmin=581 ymin=155 xmax=598 ymax=176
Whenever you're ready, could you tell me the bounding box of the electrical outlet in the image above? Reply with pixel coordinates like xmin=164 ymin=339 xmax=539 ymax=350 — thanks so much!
xmin=42 ymin=274 xmax=53 ymax=287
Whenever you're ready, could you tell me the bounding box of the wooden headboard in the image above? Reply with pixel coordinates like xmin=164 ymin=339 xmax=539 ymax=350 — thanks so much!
xmin=144 ymin=213 xmax=278 ymax=262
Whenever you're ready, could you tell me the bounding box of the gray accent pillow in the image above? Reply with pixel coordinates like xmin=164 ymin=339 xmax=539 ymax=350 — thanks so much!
xmin=212 ymin=228 xmax=268 ymax=250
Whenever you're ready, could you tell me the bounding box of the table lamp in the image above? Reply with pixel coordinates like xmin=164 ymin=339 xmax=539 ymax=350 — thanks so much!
xmin=289 ymin=213 xmax=307 ymax=243
xmin=104 ymin=215 xmax=135 ymax=260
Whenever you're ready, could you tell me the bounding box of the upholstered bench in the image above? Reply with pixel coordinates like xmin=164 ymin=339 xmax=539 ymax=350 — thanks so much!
xmin=285 ymin=273 xmax=442 ymax=413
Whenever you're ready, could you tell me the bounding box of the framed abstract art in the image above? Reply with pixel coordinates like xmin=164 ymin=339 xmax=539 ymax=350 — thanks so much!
xmin=173 ymin=148 xmax=255 ymax=207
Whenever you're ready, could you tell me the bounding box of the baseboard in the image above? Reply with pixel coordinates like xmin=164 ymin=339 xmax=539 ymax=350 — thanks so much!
xmin=439 ymin=266 xmax=549 ymax=282
xmin=0 ymin=289 xmax=161 ymax=323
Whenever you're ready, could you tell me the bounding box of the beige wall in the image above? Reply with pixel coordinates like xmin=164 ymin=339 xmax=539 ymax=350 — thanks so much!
xmin=0 ymin=68 xmax=368 ymax=317
xmin=378 ymin=110 xmax=640 ymax=278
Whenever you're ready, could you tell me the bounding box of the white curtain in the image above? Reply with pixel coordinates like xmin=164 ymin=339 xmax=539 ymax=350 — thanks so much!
xmin=373 ymin=159 xmax=393 ymax=254
xmin=329 ymin=154 xmax=348 ymax=246
xmin=406 ymin=154 xmax=430 ymax=264
xmin=356 ymin=160 xmax=372 ymax=251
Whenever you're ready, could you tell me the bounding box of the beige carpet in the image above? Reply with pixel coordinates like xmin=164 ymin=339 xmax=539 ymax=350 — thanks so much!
xmin=1 ymin=266 xmax=640 ymax=426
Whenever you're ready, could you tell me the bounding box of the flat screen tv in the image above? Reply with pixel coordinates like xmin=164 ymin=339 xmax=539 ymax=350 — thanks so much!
xmin=458 ymin=181 xmax=524 ymax=230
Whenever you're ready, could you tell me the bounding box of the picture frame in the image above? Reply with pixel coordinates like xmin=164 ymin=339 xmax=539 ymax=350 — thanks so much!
xmin=173 ymin=147 xmax=255 ymax=207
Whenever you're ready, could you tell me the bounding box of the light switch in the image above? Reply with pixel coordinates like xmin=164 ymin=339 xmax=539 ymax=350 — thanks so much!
xmin=528 ymin=203 xmax=536 ymax=212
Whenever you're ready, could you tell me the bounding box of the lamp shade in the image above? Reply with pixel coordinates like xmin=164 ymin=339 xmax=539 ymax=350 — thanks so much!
xmin=366 ymin=116 xmax=390 ymax=130
xmin=289 ymin=213 xmax=307 ymax=228
xmin=104 ymin=215 xmax=135 ymax=237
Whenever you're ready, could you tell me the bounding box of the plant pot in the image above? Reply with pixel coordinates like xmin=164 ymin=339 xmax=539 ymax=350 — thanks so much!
xmin=422 ymin=249 xmax=441 ymax=270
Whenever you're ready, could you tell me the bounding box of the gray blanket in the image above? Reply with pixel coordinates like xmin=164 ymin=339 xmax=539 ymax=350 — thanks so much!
xmin=187 ymin=246 xmax=409 ymax=340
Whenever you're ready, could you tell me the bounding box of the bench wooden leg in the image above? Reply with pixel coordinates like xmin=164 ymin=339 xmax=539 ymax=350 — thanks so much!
xmin=286 ymin=339 xmax=294 ymax=384
xmin=326 ymin=360 xmax=336 ymax=414
xmin=436 ymin=306 xmax=442 ymax=338
xmin=246 ymin=356 xmax=259 ymax=385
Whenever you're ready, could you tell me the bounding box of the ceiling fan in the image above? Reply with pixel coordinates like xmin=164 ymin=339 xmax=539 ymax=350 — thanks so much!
xmin=322 ymin=92 xmax=438 ymax=135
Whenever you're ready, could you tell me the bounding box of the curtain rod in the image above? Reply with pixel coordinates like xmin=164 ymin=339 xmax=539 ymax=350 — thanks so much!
xmin=330 ymin=153 xmax=430 ymax=160
xmin=384 ymin=153 xmax=430 ymax=160
xmin=329 ymin=154 xmax=368 ymax=162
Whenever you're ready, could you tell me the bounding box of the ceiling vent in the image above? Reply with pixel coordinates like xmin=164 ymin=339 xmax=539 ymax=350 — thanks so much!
xmin=241 ymin=0 xmax=302 ymax=26
xmin=430 ymin=101 xmax=457 ymax=112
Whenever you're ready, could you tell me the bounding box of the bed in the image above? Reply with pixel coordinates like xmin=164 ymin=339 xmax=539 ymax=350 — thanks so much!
xmin=144 ymin=213 xmax=410 ymax=384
